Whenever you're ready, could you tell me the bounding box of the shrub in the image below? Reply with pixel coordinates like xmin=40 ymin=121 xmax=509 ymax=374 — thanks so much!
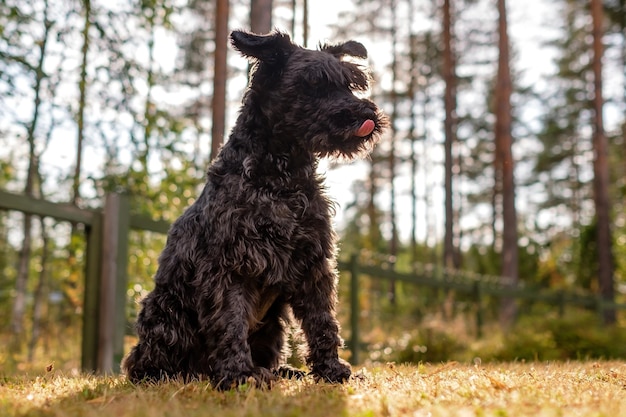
xmin=543 ymin=312 xmax=626 ymax=359
xmin=394 ymin=326 xmax=467 ymax=364
xmin=493 ymin=326 xmax=560 ymax=361
xmin=483 ymin=311 xmax=626 ymax=361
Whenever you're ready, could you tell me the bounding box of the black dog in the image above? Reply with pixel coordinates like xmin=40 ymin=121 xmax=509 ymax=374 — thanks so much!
xmin=123 ymin=30 xmax=387 ymax=390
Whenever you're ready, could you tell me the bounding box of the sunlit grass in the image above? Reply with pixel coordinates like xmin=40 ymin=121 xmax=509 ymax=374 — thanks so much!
xmin=2 ymin=361 xmax=625 ymax=417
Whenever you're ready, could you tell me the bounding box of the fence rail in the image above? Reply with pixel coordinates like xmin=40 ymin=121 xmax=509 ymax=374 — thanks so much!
xmin=2 ymin=190 xmax=625 ymax=371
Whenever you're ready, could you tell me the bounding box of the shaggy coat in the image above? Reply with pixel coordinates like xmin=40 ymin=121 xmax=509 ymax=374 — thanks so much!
xmin=123 ymin=30 xmax=387 ymax=390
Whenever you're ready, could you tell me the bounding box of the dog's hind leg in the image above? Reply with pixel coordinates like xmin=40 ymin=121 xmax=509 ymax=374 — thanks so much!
xmin=199 ymin=284 xmax=276 ymax=390
xmin=123 ymin=289 xmax=198 ymax=383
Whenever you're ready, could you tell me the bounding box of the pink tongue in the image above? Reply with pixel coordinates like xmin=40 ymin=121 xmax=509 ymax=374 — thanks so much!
xmin=355 ymin=119 xmax=375 ymax=137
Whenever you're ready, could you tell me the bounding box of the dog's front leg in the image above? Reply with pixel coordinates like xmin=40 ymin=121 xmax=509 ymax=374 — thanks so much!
xmin=291 ymin=265 xmax=351 ymax=383
xmin=200 ymin=285 xmax=275 ymax=390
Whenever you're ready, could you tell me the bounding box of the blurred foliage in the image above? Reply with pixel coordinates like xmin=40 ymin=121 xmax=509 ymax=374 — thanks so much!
xmin=361 ymin=310 xmax=626 ymax=365
xmin=394 ymin=327 xmax=467 ymax=364
xmin=0 ymin=220 xmax=85 ymax=372
xmin=484 ymin=311 xmax=626 ymax=361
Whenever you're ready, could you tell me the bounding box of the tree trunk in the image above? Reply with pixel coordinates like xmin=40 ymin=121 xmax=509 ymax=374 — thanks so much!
xmin=590 ymin=0 xmax=615 ymax=324
xmin=408 ymin=19 xmax=418 ymax=265
xmin=289 ymin=0 xmax=307 ymax=46
xmin=616 ymin=0 xmax=625 ymax=113
xmin=210 ymin=0 xmax=230 ymax=161
xmin=621 ymin=0 xmax=626 ymax=184
xmin=12 ymin=214 xmax=33 ymax=339
xmin=65 ymin=0 xmax=91 ymax=337
xmin=250 ymin=0 xmax=272 ymax=34
xmin=141 ymin=27 xmax=156 ymax=169
xmin=495 ymin=0 xmax=518 ymax=327
xmin=388 ymin=0 xmax=399 ymax=305
xmin=73 ymin=0 xmax=91 ymax=206
xmin=442 ymin=0 xmax=458 ymax=269
xmin=367 ymin=163 xmax=382 ymax=249
xmin=291 ymin=0 xmax=296 ymax=36
xmin=420 ymin=49 xmax=435 ymax=265
xmin=28 ymin=218 xmax=49 ymax=362
xmin=28 ymin=115 xmax=58 ymax=362
xmin=302 ymin=0 xmax=308 ymax=47
xmin=11 ymin=15 xmax=52 ymax=340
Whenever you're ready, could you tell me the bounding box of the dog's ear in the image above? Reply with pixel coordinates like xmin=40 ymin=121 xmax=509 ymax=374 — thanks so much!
xmin=320 ymin=40 xmax=368 ymax=60
xmin=230 ymin=30 xmax=294 ymax=64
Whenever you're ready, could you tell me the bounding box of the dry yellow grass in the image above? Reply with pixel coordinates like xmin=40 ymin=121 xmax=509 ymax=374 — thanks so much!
xmin=1 ymin=361 xmax=625 ymax=417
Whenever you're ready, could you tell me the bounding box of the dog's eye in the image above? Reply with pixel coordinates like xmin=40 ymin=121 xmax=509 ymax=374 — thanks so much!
xmin=307 ymin=75 xmax=326 ymax=89
xmin=301 ymin=75 xmax=329 ymax=98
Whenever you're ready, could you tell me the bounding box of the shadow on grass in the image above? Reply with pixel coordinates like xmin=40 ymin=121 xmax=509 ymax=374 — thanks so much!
xmin=4 ymin=374 xmax=350 ymax=417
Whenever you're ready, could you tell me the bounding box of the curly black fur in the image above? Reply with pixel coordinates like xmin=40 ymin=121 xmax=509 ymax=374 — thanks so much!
xmin=122 ymin=30 xmax=387 ymax=390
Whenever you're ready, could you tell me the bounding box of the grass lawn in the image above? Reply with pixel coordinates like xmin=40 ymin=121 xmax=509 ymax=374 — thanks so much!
xmin=1 ymin=361 xmax=625 ymax=417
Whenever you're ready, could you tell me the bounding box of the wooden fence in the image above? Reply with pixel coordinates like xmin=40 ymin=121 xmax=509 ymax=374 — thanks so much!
xmin=0 ymin=190 xmax=168 ymax=373
xmin=2 ymin=189 xmax=625 ymax=370
xmin=339 ymin=254 xmax=626 ymax=364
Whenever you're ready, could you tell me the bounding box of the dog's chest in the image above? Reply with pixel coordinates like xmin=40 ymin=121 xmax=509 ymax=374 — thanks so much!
xmin=254 ymin=183 xmax=331 ymax=235
xmin=248 ymin=286 xmax=280 ymax=333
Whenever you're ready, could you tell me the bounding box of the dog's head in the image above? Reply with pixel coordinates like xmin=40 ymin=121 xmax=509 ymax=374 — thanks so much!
xmin=230 ymin=30 xmax=388 ymax=160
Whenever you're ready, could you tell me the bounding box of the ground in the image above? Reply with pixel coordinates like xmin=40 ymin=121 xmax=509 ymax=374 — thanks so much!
xmin=1 ymin=361 xmax=625 ymax=417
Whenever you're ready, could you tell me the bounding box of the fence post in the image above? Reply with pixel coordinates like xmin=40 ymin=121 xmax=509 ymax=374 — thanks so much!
xmin=97 ymin=193 xmax=130 ymax=374
xmin=595 ymin=295 xmax=604 ymax=322
xmin=558 ymin=290 xmax=566 ymax=317
xmin=349 ymin=254 xmax=360 ymax=365
xmin=473 ymin=281 xmax=483 ymax=338
xmin=81 ymin=212 xmax=102 ymax=372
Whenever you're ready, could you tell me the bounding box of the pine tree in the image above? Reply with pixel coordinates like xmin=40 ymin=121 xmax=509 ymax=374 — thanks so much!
xmin=590 ymin=0 xmax=616 ymax=324
xmin=494 ymin=0 xmax=518 ymax=326
xmin=442 ymin=0 xmax=459 ymax=270
xmin=210 ymin=0 xmax=230 ymax=161
xmin=9 ymin=0 xmax=54 ymax=340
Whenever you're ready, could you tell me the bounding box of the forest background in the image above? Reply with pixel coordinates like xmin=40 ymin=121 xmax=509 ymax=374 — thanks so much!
xmin=1 ymin=0 xmax=626 ymax=372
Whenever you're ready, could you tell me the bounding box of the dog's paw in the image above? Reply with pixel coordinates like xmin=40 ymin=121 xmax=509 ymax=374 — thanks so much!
xmin=273 ymin=365 xmax=307 ymax=380
xmin=311 ymin=358 xmax=351 ymax=383
xmin=214 ymin=367 xmax=275 ymax=391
